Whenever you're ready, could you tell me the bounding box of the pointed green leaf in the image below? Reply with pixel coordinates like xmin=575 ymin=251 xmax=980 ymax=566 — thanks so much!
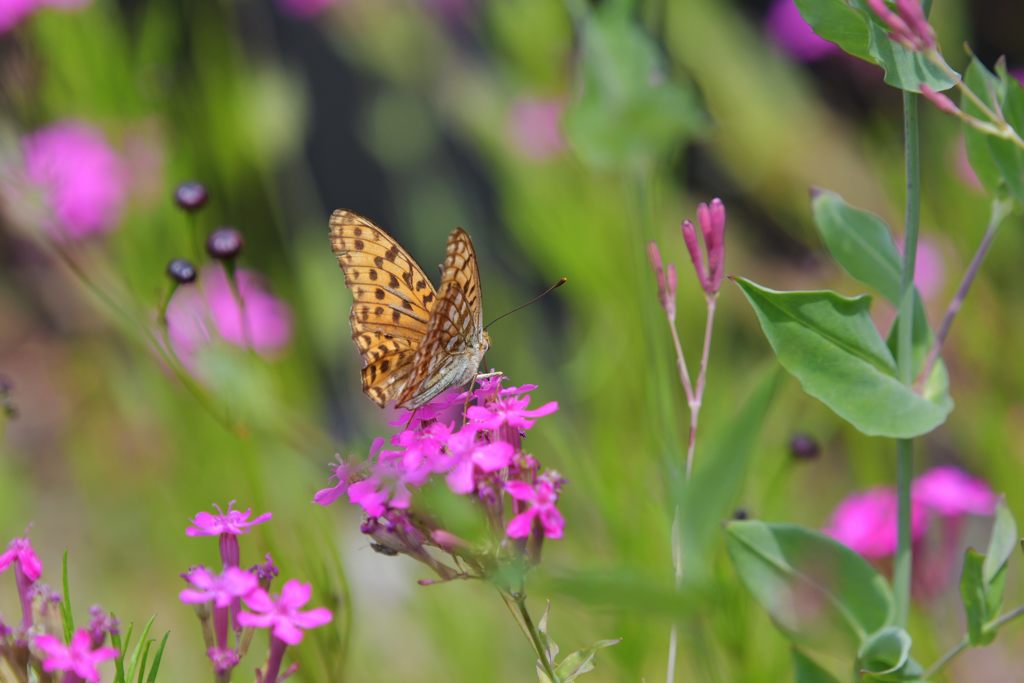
xmin=61 ymin=551 xmax=74 ymax=643
xmin=793 ymin=0 xmax=871 ymax=61
xmin=555 ymin=638 xmax=622 ymax=682
xmin=963 ymin=58 xmax=1024 ymax=203
xmin=984 ymin=499 xmax=1017 ymax=585
xmin=125 ymin=616 xmax=156 ymax=683
xmin=726 ymin=521 xmax=893 ymax=649
xmin=793 ymin=647 xmax=841 ymax=683
xmin=145 ymin=632 xmax=169 ymax=683
xmin=961 ymin=549 xmax=991 ymax=645
xmin=734 ymin=278 xmax=952 ymax=437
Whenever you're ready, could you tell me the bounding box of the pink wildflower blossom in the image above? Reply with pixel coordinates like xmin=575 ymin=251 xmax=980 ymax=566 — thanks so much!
xmin=824 ymin=488 xmax=927 ymax=558
xmin=166 ymin=265 xmax=293 ymax=366
xmin=509 ymin=98 xmax=566 ymax=160
xmin=180 ymin=566 xmax=258 ymax=608
xmin=444 ymin=427 xmax=515 ymax=494
xmin=238 ymin=580 xmax=332 ymax=646
xmin=34 ymin=630 xmax=118 ymax=683
xmin=913 ymin=466 xmax=997 ymax=517
xmin=466 ymin=394 xmax=558 ymax=431
xmin=505 ymin=476 xmax=565 ymax=540
xmin=313 ymin=456 xmax=355 ymax=506
xmin=765 ymin=0 xmax=838 ymax=62
xmin=21 ymin=121 xmax=126 ymax=240
xmin=0 ymin=536 xmax=42 ymax=581
xmin=187 ymin=502 xmax=272 ymax=537
xmin=347 ymin=455 xmax=419 ymax=516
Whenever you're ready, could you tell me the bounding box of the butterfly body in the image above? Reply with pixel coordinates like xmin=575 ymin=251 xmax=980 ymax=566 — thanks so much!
xmin=329 ymin=210 xmax=489 ymax=409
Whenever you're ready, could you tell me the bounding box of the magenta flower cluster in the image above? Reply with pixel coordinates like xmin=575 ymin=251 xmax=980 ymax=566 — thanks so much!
xmin=316 ymin=375 xmax=563 ymax=578
xmin=0 ymin=535 xmax=120 ymax=683
xmin=181 ymin=502 xmax=332 ymax=683
xmin=0 ymin=0 xmax=90 ymax=34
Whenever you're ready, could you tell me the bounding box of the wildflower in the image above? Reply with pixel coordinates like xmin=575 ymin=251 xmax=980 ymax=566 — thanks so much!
xmin=0 ymin=537 xmax=42 ymax=581
xmin=250 ymin=554 xmax=279 ymax=590
xmin=765 ymin=0 xmax=839 ymax=62
xmin=87 ymin=606 xmax=119 ymax=647
xmin=444 ymin=427 xmax=515 ymax=495
xmin=0 ymin=0 xmax=90 ymax=34
xmin=920 ymin=85 xmax=959 ymax=116
xmin=165 ymin=265 xmax=293 ymax=366
xmin=238 ymin=580 xmax=332 ymax=646
xmin=865 ymin=0 xmax=935 ymax=52
xmin=681 ymin=198 xmax=727 ymax=296
xmin=207 ymin=647 xmax=240 ymax=675
xmin=647 ymin=241 xmax=678 ymax=321
xmin=505 ymin=474 xmax=566 ymax=540
xmin=34 ymin=630 xmax=118 ymax=683
xmin=824 ymin=487 xmax=927 ymax=558
xmin=20 ymin=121 xmax=126 ymax=240
xmin=187 ymin=502 xmax=272 ymax=568
xmin=179 ymin=566 xmax=258 ymax=609
xmin=913 ymin=466 xmax=997 ymax=517
xmin=466 ymin=393 xmax=558 ymax=431
xmin=173 ymin=180 xmax=208 ymax=212
xmin=347 ymin=456 xmax=417 ymax=516
xmin=509 ymin=98 xmax=566 ymax=160
xmin=313 ymin=456 xmax=354 ymax=506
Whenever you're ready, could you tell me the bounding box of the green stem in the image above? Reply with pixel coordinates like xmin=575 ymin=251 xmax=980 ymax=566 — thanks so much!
xmin=893 ymin=87 xmax=921 ymax=628
xmin=922 ymin=604 xmax=1024 ymax=679
xmin=508 ymin=593 xmax=559 ymax=683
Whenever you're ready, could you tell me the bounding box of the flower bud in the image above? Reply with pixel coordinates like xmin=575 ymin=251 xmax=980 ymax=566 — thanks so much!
xmin=789 ymin=433 xmax=821 ymax=461
xmin=174 ymin=181 xmax=208 ymax=212
xmin=166 ymin=259 xmax=197 ymax=284
xmin=206 ymin=227 xmax=244 ymax=261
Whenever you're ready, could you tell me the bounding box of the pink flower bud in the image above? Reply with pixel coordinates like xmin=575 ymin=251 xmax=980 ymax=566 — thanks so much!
xmin=681 ymin=220 xmax=711 ymax=294
xmin=920 ymin=85 xmax=959 ymax=116
xmin=895 ymin=0 xmax=935 ymax=49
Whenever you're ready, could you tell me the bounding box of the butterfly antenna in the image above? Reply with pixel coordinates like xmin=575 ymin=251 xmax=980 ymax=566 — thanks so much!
xmin=484 ymin=277 xmax=567 ymax=330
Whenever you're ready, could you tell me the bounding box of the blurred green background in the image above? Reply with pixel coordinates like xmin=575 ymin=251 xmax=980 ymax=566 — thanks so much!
xmin=1 ymin=0 xmax=1023 ymax=680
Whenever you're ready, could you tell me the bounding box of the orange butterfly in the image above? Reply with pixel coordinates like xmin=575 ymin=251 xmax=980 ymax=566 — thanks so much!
xmin=328 ymin=210 xmax=490 ymax=409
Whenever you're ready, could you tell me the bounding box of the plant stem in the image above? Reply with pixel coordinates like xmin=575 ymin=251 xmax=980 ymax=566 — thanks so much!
xmin=512 ymin=593 xmax=559 ymax=683
xmin=917 ymin=198 xmax=1012 ymax=388
xmin=922 ymin=604 xmax=1024 ymax=678
xmin=893 ymin=87 xmax=921 ymax=629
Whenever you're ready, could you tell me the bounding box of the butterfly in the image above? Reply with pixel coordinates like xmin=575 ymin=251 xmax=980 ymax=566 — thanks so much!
xmin=328 ymin=210 xmax=490 ymax=409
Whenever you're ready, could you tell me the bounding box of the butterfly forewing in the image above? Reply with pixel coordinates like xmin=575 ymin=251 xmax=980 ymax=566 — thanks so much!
xmin=329 ymin=210 xmax=440 ymax=406
xmin=395 ymin=229 xmax=488 ymax=409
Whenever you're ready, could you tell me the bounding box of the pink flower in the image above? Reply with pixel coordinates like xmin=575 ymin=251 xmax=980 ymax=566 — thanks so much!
xmin=913 ymin=466 xmax=997 ymax=517
xmin=466 ymin=394 xmax=558 ymax=431
xmin=21 ymin=121 xmax=126 ymax=239
xmin=824 ymin=487 xmax=927 ymax=558
xmin=392 ymin=421 xmax=453 ymax=473
xmin=186 ymin=502 xmax=272 ymax=537
xmin=765 ymin=0 xmax=838 ymax=62
xmin=180 ymin=566 xmax=258 ymax=608
xmin=347 ymin=456 xmax=419 ymax=516
xmin=34 ymin=630 xmax=118 ymax=683
xmin=444 ymin=427 xmax=515 ymax=495
xmin=505 ymin=476 xmax=565 ymax=539
xmin=897 ymin=237 xmax=945 ymax=301
xmin=681 ymin=198 xmax=727 ymax=296
xmin=166 ymin=265 xmax=293 ymax=366
xmin=0 ymin=537 xmax=42 ymax=582
xmin=509 ymin=98 xmax=566 ymax=160
xmin=238 ymin=579 xmax=332 ymax=646
xmin=313 ymin=456 xmax=354 ymax=506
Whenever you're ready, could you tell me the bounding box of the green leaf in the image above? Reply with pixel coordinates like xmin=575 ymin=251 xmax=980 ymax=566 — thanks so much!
xmin=963 ymin=58 xmax=1024 ymax=203
xmin=61 ymin=551 xmax=74 ymax=643
xmin=726 ymin=521 xmax=893 ymax=649
xmin=111 ymin=618 xmax=129 ymax=683
xmin=145 ymin=633 xmax=169 ymax=683
xmin=793 ymin=648 xmax=841 ymax=683
xmin=125 ymin=616 xmax=156 ymax=683
xmin=555 ymin=638 xmax=622 ymax=682
xmin=734 ymin=278 xmax=952 ymax=438
xmin=857 ymin=627 xmax=920 ymax=681
xmin=563 ymin=4 xmax=703 ymax=170
xmin=135 ymin=640 xmax=153 ymax=683
xmin=983 ymin=498 xmax=1017 ymax=585
xmin=679 ymin=368 xmax=782 ymax=584
xmin=864 ymin=20 xmax=957 ymax=93
xmin=793 ymin=0 xmax=871 ymax=61
xmin=961 ymin=548 xmax=990 ymax=645
xmin=811 ymin=190 xmax=901 ymax=302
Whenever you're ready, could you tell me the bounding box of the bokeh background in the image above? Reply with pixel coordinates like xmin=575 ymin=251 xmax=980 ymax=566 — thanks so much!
xmin=1 ymin=0 xmax=1023 ymax=680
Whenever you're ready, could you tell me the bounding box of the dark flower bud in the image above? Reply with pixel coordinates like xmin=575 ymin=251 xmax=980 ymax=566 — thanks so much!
xmin=174 ymin=181 xmax=208 ymax=212
xmin=789 ymin=433 xmax=820 ymax=461
xmin=206 ymin=227 xmax=244 ymax=261
xmin=732 ymin=508 xmax=749 ymax=521
xmin=166 ymin=258 xmax=197 ymax=284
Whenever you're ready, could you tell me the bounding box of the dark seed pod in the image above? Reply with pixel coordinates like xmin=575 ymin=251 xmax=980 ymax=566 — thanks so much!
xmin=166 ymin=258 xmax=198 ymax=284
xmin=206 ymin=227 xmax=244 ymax=261
xmin=789 ymin=433 xmax=821 ymax=461
xmin=174 ymin=181 xmax=208 ymax=212
xmin=732 ymin=508 xmax=749 ymax=521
